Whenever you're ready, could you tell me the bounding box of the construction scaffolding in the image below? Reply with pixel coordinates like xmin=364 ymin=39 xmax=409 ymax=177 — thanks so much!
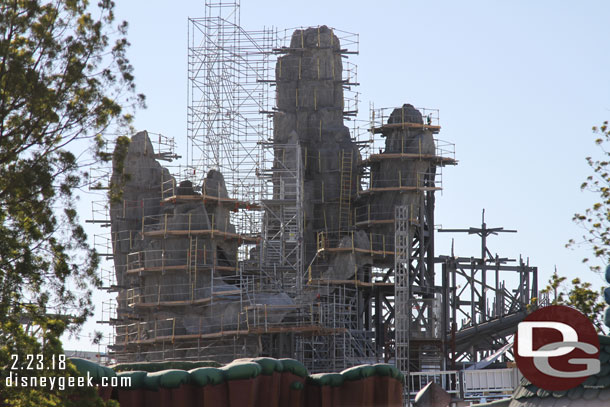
xmin=89 ymin=3 xmax=543 ymax=405
xmin=90 ymin=2 xmax=371 ymax=371
xmin=259 ymin=143 xmax=305 ymax=294
xmin=346 ymin=104 xmax=453 ymax=392
xmin=186 ymin=1 xmax=275 ymax=262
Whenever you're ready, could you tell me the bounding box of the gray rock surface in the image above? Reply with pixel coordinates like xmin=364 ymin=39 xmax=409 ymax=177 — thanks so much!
xmin=110 ymin=131 xmax=294 ymax=362
xmin=274 ymin=26 xmax=364 ymax=282
xmin=366 ymin=104 xmax=437 ymax=242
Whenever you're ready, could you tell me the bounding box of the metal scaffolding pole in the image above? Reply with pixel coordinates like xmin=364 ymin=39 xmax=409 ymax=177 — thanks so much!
xmin=395 ymin=205 xmax=411 ymax=404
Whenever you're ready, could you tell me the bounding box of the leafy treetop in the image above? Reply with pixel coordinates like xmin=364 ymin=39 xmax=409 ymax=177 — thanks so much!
xmin=569 ymin=121 xmax=610 ymax=273
xmin=0 ymin=0 xmax=142 ymax=405
xmin=540 ymin=269 xmax=607 ymax=332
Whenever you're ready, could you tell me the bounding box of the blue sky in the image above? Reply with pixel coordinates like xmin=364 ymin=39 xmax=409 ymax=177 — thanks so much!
xmin=66 ymin=0 xmax=610 ymax=350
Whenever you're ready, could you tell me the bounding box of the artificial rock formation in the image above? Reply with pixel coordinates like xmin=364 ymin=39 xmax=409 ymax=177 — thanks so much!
xmin=273 ymin=26 xmax=369 ymax=284
xmin=368 ymin=104 xmax=436 ymax=238
xmin=109 ymin=28 xmax=439 ymax=370
xmin=275 ymin=26 xmax=359 ymax=249
xmin=110 ymin=131 xmax=172 ymax=325
xmin=110 ymin=131 xmax=291 ymax=362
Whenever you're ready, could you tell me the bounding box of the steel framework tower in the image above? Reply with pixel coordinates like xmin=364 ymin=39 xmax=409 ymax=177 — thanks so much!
xmin=187 ymin=1 xmax=276 ymax=241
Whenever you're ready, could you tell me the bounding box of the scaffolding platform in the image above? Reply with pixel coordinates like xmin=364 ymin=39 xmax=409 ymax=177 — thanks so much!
xmin=318 ymin=246 xmax=395 ymax=258
xmin=359 ymin=186 xmax=441 ymax=195
xmin=161 ymin=179 xmax=261 ymax=210
xmin=140 ymin=214 xmax=260 ymax=242
xmin=142 ymin=229 xmax=259 ymax=243
xmin=307 ymin=279 xmax=394 ymax=289
xmin=370 ymin=122 xmax=441 ymax=134
xmin=275 ymin=26 xmax=359 ymax=54
xmin=362 ymin=152 xmax=457 ymax=166
xmin=316 ymin=231 xmax=396 ymax=259
xmin=126 ymin=264 xmax=238 ymax=275
xmin=126 ymin=249 xmax=239 ymax=274
xmin=115 ymin=325 xmax=348 ymax=347
xmin=128 ymin=290 xmax=242 ymax=309
xmin=160 ymin=194 xmax=261 ymax=210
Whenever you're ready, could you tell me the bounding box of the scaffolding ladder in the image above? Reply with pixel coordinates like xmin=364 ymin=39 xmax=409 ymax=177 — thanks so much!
xmin=261 ymin=144 xmax=304 ymax=293
xmin=395 ymin=205 xmax=411 ymax=404
xmin=338 ymin=150 xmax=353 ymax=234
xmin=188 ymin=236 xmax=198 ymax=301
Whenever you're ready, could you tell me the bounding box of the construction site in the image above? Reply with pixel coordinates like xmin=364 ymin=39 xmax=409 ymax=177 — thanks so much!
xmin=88 ymin=1 xmax=544 ymax=403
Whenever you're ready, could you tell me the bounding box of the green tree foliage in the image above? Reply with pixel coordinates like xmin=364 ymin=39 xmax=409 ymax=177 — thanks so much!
xmin=539 ymin=270 xmax=566 ymax=305
xmin=0 ymin=0 xmax=142 ymax=404
xmin=569 ymin=121 xmax=610 ymax=272
xmin=566 ymin=278 xmax=607 ymax=332
xmin=540 ymin=270 xmax=606 ymax=332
